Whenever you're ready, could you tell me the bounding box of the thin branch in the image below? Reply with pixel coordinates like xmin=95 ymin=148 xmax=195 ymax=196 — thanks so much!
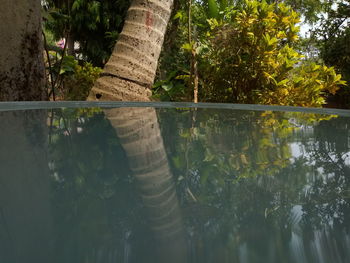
xmin=51 ymin=34 xmax=68 ymax=100
xmin=48 ymin=109 xmax=54 ymax=145
xmin=42 ymin=31 xmax=55 ymax=100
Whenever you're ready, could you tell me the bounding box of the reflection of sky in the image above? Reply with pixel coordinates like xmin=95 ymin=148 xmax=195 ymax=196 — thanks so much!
xmin=290 ymin=142 xmax=350 ymax=166
xmin=290 ymin=142 xmax=303 ymax=159
xmin=285 ymin=116 xmax=350 ymax=263
xmin=289 ymin=205 xmax=350 ymax=263
xmin=289 ymin=226 xmax=350 ymax=263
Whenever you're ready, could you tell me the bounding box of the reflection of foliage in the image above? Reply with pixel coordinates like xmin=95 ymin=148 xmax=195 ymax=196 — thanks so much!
xmin=160 ymin=109 xmax=299 ymax=205
xmin=48 ymin=109 xmax=152 ymax=263
xmin=298 ymin=117 xmax=350 ymax=229
xmin=47 ymin=107 xmax=350 ymax=263
xmin=160 ymin=108 xmax=350 ymax=262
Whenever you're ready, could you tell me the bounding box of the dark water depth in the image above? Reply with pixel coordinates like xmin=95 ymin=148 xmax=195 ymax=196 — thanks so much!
xmin=0 ymin=106 xmax=350 ymax=263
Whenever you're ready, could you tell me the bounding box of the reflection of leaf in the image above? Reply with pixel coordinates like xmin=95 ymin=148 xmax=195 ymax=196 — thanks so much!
xmin=204 ymin=148 xmax=215 ymax=162
xmin=240 ymin=154 xmax=248 ymax=165
xmin=264 ymin=206 xmax=280 ymax=218
xmin=180 ymin=131 xmax=190 ymax=138
xmin=229 ymin=154 xmax=240 ymax=170
xmin=172 ymin=156 xmax=182 ymax=169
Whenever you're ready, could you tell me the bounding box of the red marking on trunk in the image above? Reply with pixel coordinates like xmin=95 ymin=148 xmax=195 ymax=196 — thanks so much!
xmin=145 ymin=10 xmax=153 ymax=32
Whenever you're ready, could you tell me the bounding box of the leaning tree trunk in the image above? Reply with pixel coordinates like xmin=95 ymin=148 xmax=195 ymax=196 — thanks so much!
xmin=88 ymin=0 xmax=174 ymax=101
xmin=105 ymin=107 xmax=187 ymax=263
xmin=0 ymin=0 xmax=46 ymax=101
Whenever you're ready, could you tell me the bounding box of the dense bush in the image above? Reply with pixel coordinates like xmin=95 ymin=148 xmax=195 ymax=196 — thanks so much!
xmin=44 ymin=47 xmax=101 ymax=100
xmin=199 ymin=0 xmax=345 ymax=107
xmin=44 ymin=0 xmax=130 ymax=66
xmin=63 ymin=62 xmax=101 ymax=100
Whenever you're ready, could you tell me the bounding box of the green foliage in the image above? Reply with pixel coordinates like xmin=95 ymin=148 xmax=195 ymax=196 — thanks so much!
xmin=43 ymin=42 xmax=101 ymax=100
xmin=313 ymin=0 xmax=350 ymax=108
xmin=155 ymin=0 xmax=346 ymax=106
xmin=43 ymin=0 xmax=130 ymax=66
xmin=59 ymin=55 xmax=77 ymax=75
xmin=155 ymin=0 xmax=210 ymax=101
xmin=63 ymin=62 xmax=102 ymax=100
xmin=256 ymin=62 xmax=345 ymax=106
xmin=270 ymin=0 xmax=326 ymax=23
xmin=199 ymin=0 xmax=345 ymax=107
xmin=207 ymin=0 xmax=219 ymax=19
xmin=152 ymin=70 xmax=188 ymax=101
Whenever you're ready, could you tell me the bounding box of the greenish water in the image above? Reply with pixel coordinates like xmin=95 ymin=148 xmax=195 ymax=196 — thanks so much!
xmin=0 ymin=105 xmax=350 ymax=263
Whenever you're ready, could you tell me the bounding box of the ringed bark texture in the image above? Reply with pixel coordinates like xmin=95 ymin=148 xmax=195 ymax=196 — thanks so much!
xmin=89 ymin=0 xmax=173 ymax=101
xmin=105 ymin=108 xmax=187 ymax=262
xmin=0 ymin=0 xmax=46 ymax=101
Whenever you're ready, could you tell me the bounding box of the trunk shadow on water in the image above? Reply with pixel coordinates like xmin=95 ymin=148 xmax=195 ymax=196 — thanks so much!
xmin=0 ymin=110 xmax=52 ymax=263
xmin=105 ymin=107 xmax=188 ymax=263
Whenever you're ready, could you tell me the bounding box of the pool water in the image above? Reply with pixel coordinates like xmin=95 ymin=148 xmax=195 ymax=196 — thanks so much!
xmin=0 ymin=103 xmax=350 ymax=263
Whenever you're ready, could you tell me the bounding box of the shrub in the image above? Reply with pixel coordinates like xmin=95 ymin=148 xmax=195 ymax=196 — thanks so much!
xmin=63 ymin=62 xmax=101 ymax=100
xmin=200 ymin=0 xmax=346 ymax=107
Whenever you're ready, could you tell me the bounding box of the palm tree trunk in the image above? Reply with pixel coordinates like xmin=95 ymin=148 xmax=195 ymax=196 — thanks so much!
xmin=88 ymin=0 xmax=174 ymax=101
xmin=0 ymin=0 xmax=46 ymax=101
xmin=105 ymin=107 xmax=187 ymax=262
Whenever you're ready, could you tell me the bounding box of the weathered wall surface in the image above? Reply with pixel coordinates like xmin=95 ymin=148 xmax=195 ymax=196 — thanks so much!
xmin=0 ymin=0 xmax=46 ymax=101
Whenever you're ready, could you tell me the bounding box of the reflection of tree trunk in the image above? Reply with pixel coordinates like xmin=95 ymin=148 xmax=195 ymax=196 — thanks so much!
xmin=0 ymin=111 xmax=52 ymax=263
xmin=105 ymin=107 xmax=187 ymax=263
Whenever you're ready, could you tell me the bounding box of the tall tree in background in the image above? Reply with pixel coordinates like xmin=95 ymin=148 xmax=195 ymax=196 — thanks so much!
xmin=0 ymin=0 xmax=46 ymax=101
xmin=88 ymin=0 xmax=174 ymax=101
xmin=44 ymin=0 xmax=130 ymax=66
xmin=269 ymin=0 xmax=325 ymax=22
xmin=316 ymin=1 xmax=350 ymax=108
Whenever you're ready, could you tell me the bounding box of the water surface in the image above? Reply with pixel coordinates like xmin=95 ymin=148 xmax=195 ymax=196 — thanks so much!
xmin=0 ymin=104 xmax=349 ymax=263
